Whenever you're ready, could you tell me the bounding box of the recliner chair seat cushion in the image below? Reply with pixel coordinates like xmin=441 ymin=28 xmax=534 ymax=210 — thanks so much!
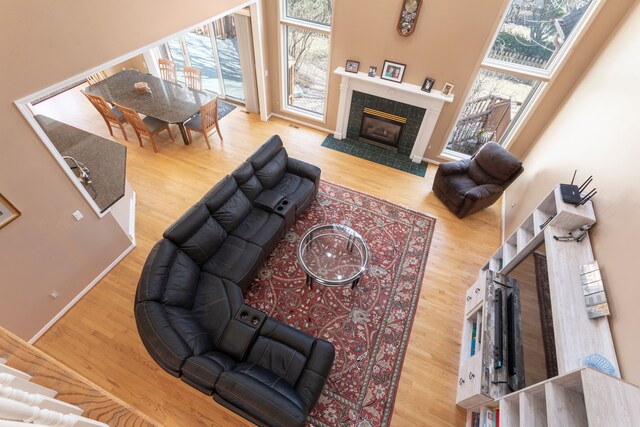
xmin=202 ymin=236 xmax=264 ymax=291
xmin=439 ymin=174 xmax=478 ymax=208
xmin=181 ymin=352 xmax=237 ymax=394
xmin=216 ymin=363 xmax=307 ymax=427
xmin=164 ymin=305 xmax=214 ymax=356
xmin=229 ymin=207 xmax=285 ymax=255
xmin=270 ymin=173 xmax=315 ymax=214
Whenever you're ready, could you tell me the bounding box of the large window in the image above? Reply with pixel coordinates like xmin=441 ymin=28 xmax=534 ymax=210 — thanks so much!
xmin=445 ymin=0 xmax=597 ymax=157
xmin=158 ymin=16 xmax=245 ymax=102
xmin=280 ymin=0 xmax=332 ymax=118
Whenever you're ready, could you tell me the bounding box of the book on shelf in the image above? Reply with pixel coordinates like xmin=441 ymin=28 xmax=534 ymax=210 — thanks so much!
xmin=471 ymin=411 xmax=480 ymax=427
xmin=481 ymin=408 xmax=498 ymax=427
xmin=470 ymin=322 xmax=477 ymax=356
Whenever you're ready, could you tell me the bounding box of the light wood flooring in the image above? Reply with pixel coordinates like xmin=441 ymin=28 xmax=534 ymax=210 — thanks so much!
xmin=32 ymin=86 xmax=503 ymax=426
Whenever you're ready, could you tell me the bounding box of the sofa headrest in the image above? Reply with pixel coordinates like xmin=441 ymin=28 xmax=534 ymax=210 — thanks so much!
xmin=202 ymin=176 xmax=253 ymax=232
xmin=472 ymin=142 xmax=522 ymax=182
xmin=247 ymin=135 xmax=284 ymax=169
xmin=247 ymin=135 xmax=288 ymax=189
xmin=232 ymin=162 xmax=264 ymax=200
xmin=163 ymin=203 xmax=227 ymax=265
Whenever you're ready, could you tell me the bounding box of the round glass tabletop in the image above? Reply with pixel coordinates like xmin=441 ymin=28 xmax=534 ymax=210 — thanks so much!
xmin=297 ymin=223 xmax=369 ymax=288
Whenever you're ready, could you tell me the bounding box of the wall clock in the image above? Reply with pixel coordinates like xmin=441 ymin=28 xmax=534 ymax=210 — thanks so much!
xmin=397 ymin=0 xmax=422 ymax=36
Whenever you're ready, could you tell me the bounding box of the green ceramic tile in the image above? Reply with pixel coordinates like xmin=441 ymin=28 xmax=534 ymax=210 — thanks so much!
xmin=363 ymin=151 xmax=381 ymax=162
xmin=409 ymin=107 xmax=426 ymax=121
xmin=351 ymin=147 xmax=368 ymax=157
xmin=352 ymin=91 xmax=366 ymax=105
xmin=378 ymin=156 xmax=396 ymax=167
xmin=354 ymin=141 xmax=368 ymax=149
xmin=394 ymin=103 xmax=412 ymax=118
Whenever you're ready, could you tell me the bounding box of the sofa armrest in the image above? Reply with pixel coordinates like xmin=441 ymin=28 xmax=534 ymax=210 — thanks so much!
xmin=295 ymin=339 xmax=335 ymax=411
xmin=465 ymin=184 xmax=503 ymax=201
xmin=287 ymin=157 xmax=321 ymax=187
xmin=437 ymin=159 xmax=471 ymax=176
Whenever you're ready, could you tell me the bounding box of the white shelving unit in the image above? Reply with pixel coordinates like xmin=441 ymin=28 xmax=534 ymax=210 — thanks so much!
xmin=457 ymin=185 xmax=634 ymax=426
xmin=498 ymin=367 xmax=640 ymax=427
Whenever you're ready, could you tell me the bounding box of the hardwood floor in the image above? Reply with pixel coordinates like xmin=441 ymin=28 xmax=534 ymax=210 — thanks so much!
xmin=32 ymin=86 xmax=503 ymax=426
xmin=0 ymin=327 xmax=155 ymax=426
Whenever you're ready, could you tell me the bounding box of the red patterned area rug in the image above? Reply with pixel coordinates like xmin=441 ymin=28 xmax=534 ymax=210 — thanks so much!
xmin=244 ymin=180 xmax=436 ymax=427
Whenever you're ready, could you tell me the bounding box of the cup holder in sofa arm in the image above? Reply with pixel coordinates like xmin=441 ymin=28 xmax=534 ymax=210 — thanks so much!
xmin=217 ymin=304 xmax=267 ymax=361
xmin=275 ymin=198 xmax=295 ymax=228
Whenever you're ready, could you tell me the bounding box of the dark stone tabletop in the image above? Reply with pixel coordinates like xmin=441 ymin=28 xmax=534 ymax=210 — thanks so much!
xmin=35 ymin=115 xmax=127 ymax=213
xmin=85 ymin=69 xmax=213 ymax=124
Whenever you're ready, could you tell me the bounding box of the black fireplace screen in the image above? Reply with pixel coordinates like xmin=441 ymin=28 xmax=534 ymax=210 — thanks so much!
xmin=359 ymin=108 xmax=407 ymax=149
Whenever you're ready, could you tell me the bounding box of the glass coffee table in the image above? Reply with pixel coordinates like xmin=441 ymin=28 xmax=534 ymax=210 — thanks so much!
xmin=297 ymin=224 xmax=369 ymax=289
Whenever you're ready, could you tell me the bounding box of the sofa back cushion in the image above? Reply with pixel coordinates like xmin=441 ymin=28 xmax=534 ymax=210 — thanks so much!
xmin=468 ymin=141 xmax=522 ymax=185
xmin=137 ymin=239 xmax=200 ymax=307
xmin=202 ymin=176 xmax=253 ymax=232
xmin=232 ymin=162 xmax=264 ymax=201
xmin=192 ymin=273 xmax=244 ymax=345
xmin=163 ymin=203 xmax=227 ymax=265
xmin=247 ymin=135 xmax=288 ymax=189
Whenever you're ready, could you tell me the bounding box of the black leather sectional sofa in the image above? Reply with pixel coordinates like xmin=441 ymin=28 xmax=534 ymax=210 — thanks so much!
xmin=135 ymin=136 xmax=335 ymax=427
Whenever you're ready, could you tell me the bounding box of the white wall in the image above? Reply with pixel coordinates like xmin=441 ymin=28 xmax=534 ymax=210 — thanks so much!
xmin=504 ymin=1 xmax=640 ymax=386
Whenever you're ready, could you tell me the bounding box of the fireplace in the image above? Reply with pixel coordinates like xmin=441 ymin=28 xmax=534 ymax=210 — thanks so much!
xmin=359 ymin=108 xmax=407 ymax=152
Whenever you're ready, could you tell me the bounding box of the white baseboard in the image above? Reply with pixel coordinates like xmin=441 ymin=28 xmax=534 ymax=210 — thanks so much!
xmin=423 ymin=157 xmax=441 ymax=165
xmin=268 ymin=113 xmax=335 ymax=134
xmin=28 ymin=242 xmax=136 ymax=344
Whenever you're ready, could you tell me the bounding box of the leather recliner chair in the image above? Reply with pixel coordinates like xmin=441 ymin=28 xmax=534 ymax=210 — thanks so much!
xmin=432 ymin=141 xmax=523 ymax=218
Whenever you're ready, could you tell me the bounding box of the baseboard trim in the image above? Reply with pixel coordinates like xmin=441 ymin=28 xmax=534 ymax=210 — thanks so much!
xmin=28 ymin=242 xmax=136 ymax=344
xmin=268 ymin=113 xmax=335 ymax=134
xmin=423 ymin=157 xmax=441 ymax=165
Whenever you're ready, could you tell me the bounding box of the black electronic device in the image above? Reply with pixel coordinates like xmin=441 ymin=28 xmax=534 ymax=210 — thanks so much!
xmin=560 ymin=184 xmax=582 ymax=205
xmin=561 ymin=171 xmax=597 ymax=206
xmin=494 ymin=288 xmax=504 ymax=369
xmin=507 ymin=293 xmax=516 ymax=376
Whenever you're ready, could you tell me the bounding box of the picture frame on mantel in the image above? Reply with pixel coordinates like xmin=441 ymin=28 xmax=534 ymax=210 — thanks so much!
xmin=442 ymin=82 xmax=455 ymax=96
xmin=381 ymin=60 xmax=406 ymax=83
xmin=0 ymin=193 xmax=21 ymax=230
xmin=421 ymin=77 xmax=435 ymax=93
xmin=345 ymin=60 xmax=360 ymax=73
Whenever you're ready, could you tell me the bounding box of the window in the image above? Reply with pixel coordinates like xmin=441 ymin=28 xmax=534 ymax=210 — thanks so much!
xmin=280 ymin=0 xmax=333 ymax=118
xmin=445 ymin=0 xmax=597 ymax=157
xmin=156 ymin=16 xmax=245 ymax=102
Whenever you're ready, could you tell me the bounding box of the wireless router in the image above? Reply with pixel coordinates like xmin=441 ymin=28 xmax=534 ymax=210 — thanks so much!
xmin=560 ymin=170 xmax=597 ymax=206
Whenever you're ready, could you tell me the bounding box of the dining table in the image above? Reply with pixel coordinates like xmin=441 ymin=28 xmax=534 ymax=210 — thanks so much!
xmin=85 ymin=69 xmax=214 ymax=144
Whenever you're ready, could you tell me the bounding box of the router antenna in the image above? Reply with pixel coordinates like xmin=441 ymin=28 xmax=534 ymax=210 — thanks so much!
xmin=579 ymin=176 xmax=593 ymax=192
xmin=580 ymin=189 xmax=597 ymax=205
xmin=570 ymin=170 xmax=577 ymax=186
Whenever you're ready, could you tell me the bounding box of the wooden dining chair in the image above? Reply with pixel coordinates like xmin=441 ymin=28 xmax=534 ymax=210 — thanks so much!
xmin=81 ymin=90 xmax=128 ymax=141
xmin=114 ymin=103 xmax=174 ymax=153
xmin=158 ymin=59 xmax=177 ymax=83
xmin=184 ymin=66 xmax=202 ymax=91
xmin=86 ymin=71 xmax=107 ymax=85
xmin=185 ymin=97 xmax=223 ymax=149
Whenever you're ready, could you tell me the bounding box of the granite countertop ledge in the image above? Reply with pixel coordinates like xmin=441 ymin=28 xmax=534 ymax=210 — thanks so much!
xmin=35 ymin=114 xmax=127 ymax=213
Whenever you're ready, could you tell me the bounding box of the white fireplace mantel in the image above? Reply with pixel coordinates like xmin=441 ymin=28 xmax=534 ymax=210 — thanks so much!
xmin=333 ymin=67 xmax=453 ymax=163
